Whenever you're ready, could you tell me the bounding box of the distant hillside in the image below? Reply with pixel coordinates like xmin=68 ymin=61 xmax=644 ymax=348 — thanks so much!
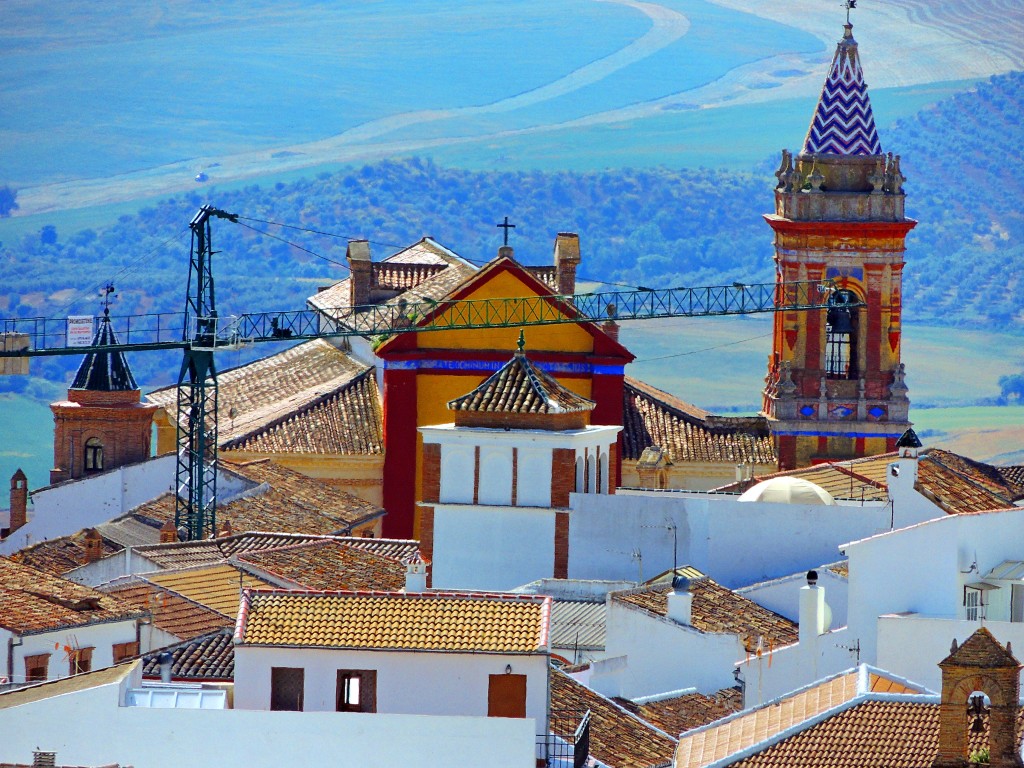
xmin=2 ymin=72 xmax=1022 ymax=388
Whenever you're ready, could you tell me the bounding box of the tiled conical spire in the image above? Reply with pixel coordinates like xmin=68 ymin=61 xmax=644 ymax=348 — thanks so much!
xmin=802 ymin=24 xmax=882 ymax=156
xmin=71 ymin=309 xmax=139 ymax=391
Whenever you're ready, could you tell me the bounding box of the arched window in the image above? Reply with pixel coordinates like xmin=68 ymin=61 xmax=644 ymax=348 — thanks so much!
xmin=84 ymin=438 xmax=104 ymax=472
xmin=825 ymin=290 xmax=859 ymax=380
xmin=575 ymin=456 xmax=585 ymax=494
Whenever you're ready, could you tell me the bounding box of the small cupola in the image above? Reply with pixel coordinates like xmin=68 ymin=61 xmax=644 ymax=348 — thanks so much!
xmin=446 ymin=331 xmax=595 ymax=431
xmin=896 ymin=427 xmax=923 ymax=459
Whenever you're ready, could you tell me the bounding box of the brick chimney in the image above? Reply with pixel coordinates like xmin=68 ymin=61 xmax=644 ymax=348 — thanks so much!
xmin=217 ymin=519 xmax=233 ymax=538
xmin=160 ymin=519 xmax=179 ymax=544
xmin=347 ymin=240 xmax=372 ymax=307
xmin=8 ymin=469 xmax=28 ymax=533
xmin=32 ymin=751 xmax=56 ymax=768
xmin=83 ymin=528 xmax=103 ymax=562
xmin=554 ymin=233 xmax=580 ymax=296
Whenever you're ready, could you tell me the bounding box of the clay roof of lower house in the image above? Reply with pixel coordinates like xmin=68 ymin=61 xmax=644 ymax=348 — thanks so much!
xmin=550 ymin=669 xmax=678 ymax=768
xmin=97 ymin=579 xmax=232 ymax=640
xmin=145 ymin=563 xmax=275 ymax=617
xmin=236 ymin=590 xmax=551 ymax=653
xmin=147 ymin=340 xmax=381 ymax=453
xmin=622 ymin=378 xmax=777 ymax=466
xmin=714 ymin=448 xmax=1024 ymax=513
xmin=141 ymin=628 xmax=235 ymax=682
xmin=0 ymin=660 xmax=137 ymax=711
xmin=550 ymin=599 xmax=607 ymax=653
xmin=133 ymin=532 xmax=421 ymax=571
xmin=8 ymin=530 xmax=122 ymax=576
xmin=0 ymin=557 xmax=144 ymax=635
xmin=612 ymin=573 xmax=798 ymax=651
xmin=236 ymin=539 xmax=405 ymax=591
xmin=675 ymin=666 xmax=930 ymax=767
xmin=129 ymin=459 xmax=384 ymax=536
xmin=616 ymin=688 xmax=744 ymax=738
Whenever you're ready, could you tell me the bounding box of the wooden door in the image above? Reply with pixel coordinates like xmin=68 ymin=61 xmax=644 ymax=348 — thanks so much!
xmin=488 ymin=673 xmax=527 ymax=718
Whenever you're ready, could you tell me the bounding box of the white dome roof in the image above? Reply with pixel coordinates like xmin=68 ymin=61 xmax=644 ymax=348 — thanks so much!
xmin=737 ymin=476 xmax=836 ymax=505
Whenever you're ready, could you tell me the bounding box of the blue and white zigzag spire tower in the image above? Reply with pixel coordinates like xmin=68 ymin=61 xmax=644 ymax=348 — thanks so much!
xmin=802 ymin=22 xmax=882 ymax=156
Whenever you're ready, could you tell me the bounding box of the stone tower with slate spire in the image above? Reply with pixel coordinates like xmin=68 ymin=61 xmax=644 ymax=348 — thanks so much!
xmin=762 ymin=20 xmax=916 ymax=471
xmin=50 ymin=308 xmax=157 ymax=483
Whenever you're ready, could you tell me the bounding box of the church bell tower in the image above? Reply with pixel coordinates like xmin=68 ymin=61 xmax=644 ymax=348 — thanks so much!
xmin=763 ymin=19 xmax=916 ymax=471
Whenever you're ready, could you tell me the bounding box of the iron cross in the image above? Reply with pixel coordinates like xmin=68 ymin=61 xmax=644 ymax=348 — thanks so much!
xmin=496 ymin=216 xmax=516 ymax=246
xmin=844 ymin=0 xmax=857 ymax=24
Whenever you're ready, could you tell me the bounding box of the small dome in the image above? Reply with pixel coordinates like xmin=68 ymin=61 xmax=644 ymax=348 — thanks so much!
xmin=738 ymin=476 xmax=836 ymax=505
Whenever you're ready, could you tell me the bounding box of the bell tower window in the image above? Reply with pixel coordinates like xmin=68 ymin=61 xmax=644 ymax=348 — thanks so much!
xmin=825 ymin=290 xmax=859 ymax=380
xmin=84 ymin=438 xmax=104 ymax=472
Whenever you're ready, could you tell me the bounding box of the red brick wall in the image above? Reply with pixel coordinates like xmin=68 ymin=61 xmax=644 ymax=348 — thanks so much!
xmin=419 ymin=505 xmax=434 ymax=588
xmin=551 ymin=448 xmax=576 ymax=508
xmin=381 ymin=369 xmax=418 ymax=538
xmin=553 ymin=511 xmax=569 ymax=578
xmin=422 ymin=443 xmax=441 ymax=503
xmin=50 ymin=394 xmax=156 ymax=483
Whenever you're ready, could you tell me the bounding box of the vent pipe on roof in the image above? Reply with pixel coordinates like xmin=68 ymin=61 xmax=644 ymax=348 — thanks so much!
xmin=667 ymin=575 xmax=693 ymax=626
xmin=158 ymin=651 xmax=173 ymax=684
xmin=404 ymin=558 xmax=428 ymax=593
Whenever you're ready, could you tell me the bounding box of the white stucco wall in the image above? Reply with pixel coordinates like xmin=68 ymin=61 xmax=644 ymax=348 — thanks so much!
xmin=0 ymin=454 xmax=175 ymax=554
xmin=739 ymin=625 xmax=855 ymax=707
xmin=0 ymin=675 xmax=537 ymax=768
xmin=568 ymin=491 xmax=918 ymax=589
xmin=431 ymin=503 xmax=556 ymax=591
xmin=63 ymin=548 xmax=165 ymax=586
xmin=736 ymin=569 xmax=849 ymax=626
xmin=590 ymin=599 xmax=741 ymax=699
xmin=234 ymin=646 xmax=549 ymax=737
xmin=2 ymin=619 xmax=139 ymax=685
xmin=876 ymin=615 xmax=1024 ymax=692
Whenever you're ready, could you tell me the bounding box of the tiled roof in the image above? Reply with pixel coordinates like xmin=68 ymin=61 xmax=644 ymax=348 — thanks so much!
xmin=237 ymin=540 xmax=405 ymax=591
xmin=309 ymin=238 xmax=478 ymax=330
xmin=622 ymin=378 xmax=776 ymax=465
xmin=802 ymin=23 xmax=883 ymax=156
xmin=141 ymin=628 xmax=235 ymax=681
xmin=448 ymin=344 xmax=595 ymax=415
xmin=0 ymin=557 xmax=144 ymax=634
xmin=716 ymin=455 xmax=891 ymax=501
xmin=550 ymin=669 xmax=677 ymax=768
xmin=98 ymin=579 xmax=232 ymax=640
xmin=129 ymin=459 xmax=384 ymax=536
xmin=616 ymin=687 xmax=743 ymax=738
xmin=71 ymin=310 xmax=139 ymax=391
xmin=675 ymin=667 xmax=928 ymax=767
xmin=997 ymin=464 xmax=1024 ymax=488
xmin=612 ymin=575 xmax=798 ymax=651
xmin=550 ymin=599 xmax=606 ymax=653
xmin=940 ymin=626 xmax=1017 ymax=668
xmin=237 ymin=590 xmax=550 ymax=653
xmin=9 ymin=530 xmax=122 ymax=576
xmin=223 ymin=368 xmax=383 ymax=455
xmin=147 ymin=340 xmax=380 ymax=452
xmin=0 ymin=661 xmax=136 ymax=711
xmin=94 ymin=512 xmax=165 ymax=548
xmin=146 ymin=564 xmax=275 ymax=617
xmin=724 ymin=701 xmax=1024 ymax=768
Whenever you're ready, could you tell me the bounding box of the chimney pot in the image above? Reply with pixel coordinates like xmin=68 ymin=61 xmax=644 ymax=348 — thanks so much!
xmin=554 ymin=233 xmax=581 ymax=296
xmin=347 ymin=239 xmax=373 ymax=307
xmin=8 ymin=469 xmax=28 ymax=534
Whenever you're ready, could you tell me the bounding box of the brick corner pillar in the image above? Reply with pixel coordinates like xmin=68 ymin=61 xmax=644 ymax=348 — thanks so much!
xmin=551 ymin=448 xmax=576 ymax=507
xmin=553 ymin=511 xmax=569 ymax=579
xmin=419 ymin=505 xmax=435 ymax=588
xmin=422 ymin=443 xmax=441 ymax=504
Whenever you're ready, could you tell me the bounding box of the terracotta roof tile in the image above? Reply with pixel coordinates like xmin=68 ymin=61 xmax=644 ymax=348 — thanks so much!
xmin=9 ymin=531 xmax=122 ymax=576
xmin=613 ymin=576 xmax=798 ymax=651
xmin=237 ymin=540 xmax=405 ymax=591
xmin=129 ymin=459 xmax=384 ymax=537
xmin=141 ymin=629 xmax=235 ymax=682
xmin=238 ymin=590 xmax=550 ymax=653
xmin=622 ymin=378 xmax=776 ymax=465
xmin=550 ymin=669 xmax=677 ymax=768
xmin=99 ymin=580 xmax=232 ymax=640
xmin=0 ymin=557 xmax=144 ymax=634
xmin=448 ymin=346 xmax=595 ymax=416
xmin=147 ymin=340 xmax=379 ymax=452
xmin=616 ymin=688 xmax=744 ymax=737
xmin=716 ymin=455 xmax=891 ymax=500
xmin=146 ymin=563 xmax=275 ymax=617
xmin=675 ymin=667 xmax=929 ymax=767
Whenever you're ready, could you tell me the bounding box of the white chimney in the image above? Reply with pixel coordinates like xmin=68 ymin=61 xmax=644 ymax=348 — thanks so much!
xmin=404 ymin=557 xmax=427 ymax=592
xmin=666 ymin=575 xmax=693 ymax=625
xmin=158 ymin=651 xmax=173 ymax=684
xmin=799 ymin=570 xmax=826 ymax=645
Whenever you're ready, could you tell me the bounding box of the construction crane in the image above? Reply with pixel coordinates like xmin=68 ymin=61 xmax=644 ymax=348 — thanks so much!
xmin=0 ymin=206 xmax=845 ymax=540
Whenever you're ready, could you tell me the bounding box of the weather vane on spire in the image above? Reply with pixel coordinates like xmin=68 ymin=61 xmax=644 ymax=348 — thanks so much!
xmin=100 ymin=283 xmax=117 ymax=316
xmin=843 ymin=0 xmax=857 ymax=25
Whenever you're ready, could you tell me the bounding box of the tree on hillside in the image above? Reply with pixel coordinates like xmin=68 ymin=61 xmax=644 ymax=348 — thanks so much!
xmin=0 ymin=186 xmax=17 ymax=217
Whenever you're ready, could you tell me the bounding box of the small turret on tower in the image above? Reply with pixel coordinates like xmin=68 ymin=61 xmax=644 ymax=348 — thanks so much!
xmin=50 ymin=299 xmax=157 ymax=484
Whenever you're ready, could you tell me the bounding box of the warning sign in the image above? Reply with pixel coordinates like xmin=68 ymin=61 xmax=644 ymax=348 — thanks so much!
xmin=67 ymin=316 xmax=94 ymax=347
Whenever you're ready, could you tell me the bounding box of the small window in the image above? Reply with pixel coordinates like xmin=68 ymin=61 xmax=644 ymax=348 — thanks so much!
xmin=965 ymin=587 xmax=982 ymax=622
xmin=1012 ymin=584 xmax=1024 ymax=623
xmin=112 ymin=641 xmax=140 ymax=664
xmin=84 ymin=438 xmax=104 ymax=472
xmin=24 ymin=653 xmax=49 ymax=682
xmin=825 ymin=290 xmax=859 ymax=380
xmin=336 ymin=670 xmax=377 ymax=713
xmin=270 ymin=667 xmax=305 ymax=711
xmin=69 ymin=647 xmax=94 ymax=676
